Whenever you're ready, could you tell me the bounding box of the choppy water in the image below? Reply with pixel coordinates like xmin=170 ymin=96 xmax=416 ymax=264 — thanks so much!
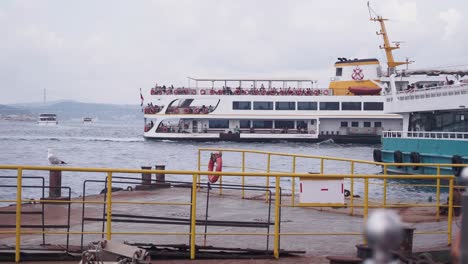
xmin=0 ymin=120 xmax=442 ymax=203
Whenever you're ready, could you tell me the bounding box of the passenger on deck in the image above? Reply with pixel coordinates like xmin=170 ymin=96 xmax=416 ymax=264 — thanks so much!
xmin=234 ymin=125 xmax=240 ymax=134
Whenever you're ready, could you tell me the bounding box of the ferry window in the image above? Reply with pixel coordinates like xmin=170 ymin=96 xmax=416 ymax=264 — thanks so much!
xmin=275 ymin=102 xmax=296 ymax=110
xmin=233 ymin=101 xmax=251 ymax=110
xmin=336 ymin=67 xmax=343 ymax=76
xmin=363 ymin=102 xmax=383 ymax=111
xmin=364 ymin=122 xmax=371 ymax=127
xmin=253 ymin=101 xmax=273 ymax=110
xmin=351 ymin=122 xmax=359 ymax=127
xmin=275 ymin=120 xmax=294 ymax=129
xmin=252 ymin=120 xmax=273 ymax=128
xmin=319 ymin=102 xmax=340 ymax=110
xmin=340 ymin=122 xmax=348 ymax=127
xmin=209 ymin=119 xmax=229 ymax=128
xmin=297 ymin=120 xmax=307 ymax=129
xmin=374 ymin=122 xmax=382 ymax=127
xmin=298 ymin=102 xmax=317 ymax=110
xmin=342 ymin=102 xmax=362 ymax=111
xmin=240 ymin=120 xmax=251 ymax=128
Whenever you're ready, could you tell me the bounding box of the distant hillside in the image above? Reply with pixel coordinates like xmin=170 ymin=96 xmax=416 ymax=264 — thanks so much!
xmin=0 ymin=104 xmax=32 ymax=116
xmin=5 ymin=101 xmax=142 ymax=121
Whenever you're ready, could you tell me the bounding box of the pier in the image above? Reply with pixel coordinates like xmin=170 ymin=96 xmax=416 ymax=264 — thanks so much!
xmin=0 ymin=148 xmax=461 ymax=263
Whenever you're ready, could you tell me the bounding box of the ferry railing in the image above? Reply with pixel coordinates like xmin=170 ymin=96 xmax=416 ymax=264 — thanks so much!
xmin=382 ymin=130 xmax=468 ymax=140
xmin=0 ymin=162 xmax=461 ymax=262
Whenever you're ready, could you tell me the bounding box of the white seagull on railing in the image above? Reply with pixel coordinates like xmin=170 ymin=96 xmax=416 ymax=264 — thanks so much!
xmin=47 ymin=148 xmax=67 ymax=165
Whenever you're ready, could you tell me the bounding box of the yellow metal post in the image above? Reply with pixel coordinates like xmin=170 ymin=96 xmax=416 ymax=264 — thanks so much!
xmin=266 ymin=154 xmax=271 ymax=202
xmin=320 ymin=158 xmax=324 ymax=174
xmin=447 ymin=178 xmax=454 ymax=245
xmin=197 ymin=149 xmax=201 ymax=189
xmin=106 ymin=171 xmax=113 ymax=240
xmin=15 ymin=168 xmax=23 ymax=263
xmin=219 ymin=174 xmax=223 ymax=195
xmin=273 ymin=176 xmax=280 ymax=259
xmin=291 ymin=156 xmax=296 ymax=206
xmin=363 ymin=178 xmax=369 ymax=244
xmin=383 ymin=165 xmax=387 ymax=207
xmin=190 ymin=174 xmax=198 ymax=259
xmin=436 ymin=165 xmax=441 ymax=221
xmin=349 ymin=162 xmax=354 ymax=216
xmin=242 ymin=152 xmax=245 ymax=199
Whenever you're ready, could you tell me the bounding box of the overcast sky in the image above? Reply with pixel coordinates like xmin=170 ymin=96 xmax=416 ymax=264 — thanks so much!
xmin=1 ymin=0 xmax=467 ymax=104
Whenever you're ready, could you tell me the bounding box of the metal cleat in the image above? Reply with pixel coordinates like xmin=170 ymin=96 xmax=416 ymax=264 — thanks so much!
xmin=79 ymin=240 xmax=151 ymax=264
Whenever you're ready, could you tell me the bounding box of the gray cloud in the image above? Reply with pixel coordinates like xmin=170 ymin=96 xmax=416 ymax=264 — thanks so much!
xmin=0 ymin=0 xmax=466 ymax=104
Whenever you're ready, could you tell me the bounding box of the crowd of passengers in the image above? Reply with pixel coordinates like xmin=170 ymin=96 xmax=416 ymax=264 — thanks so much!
xmin=404 ymin=79 xmax=468 ymax=92
xmin=166 ymin=105 xmax=214 ymax=114
xmin=144 ymin=103 xmax=163 ymax=114
xmin=150 ymin=83 xmax=330 ymax=96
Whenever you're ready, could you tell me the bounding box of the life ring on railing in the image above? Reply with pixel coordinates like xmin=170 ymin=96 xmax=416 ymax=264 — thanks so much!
xmin=410 ymin=152 xmax=421 ymax=170
xmin=200 ymin=89 xmax=206 ymax=95
xmin=242 ymin=90 xmax=247 ymax=95
xmin=174 ymin=90 xmax=179 ymax=95
xmin=261 ymin=90 xmax=266 ymax=95
xmin=234 ymin=90 xmax=241 ymax=95
xmin=210 ymin=89 xmax=215 ymax=95
xmin=313 ymin=90 xmax=319 ymax=96
xmin=305 ymin=89 xmax=312 ymax=96
xmin=288 ymin=90 xmax=294 ymax=95
xmin=373 ymin=149 xmax=382 ymax=162
xmin=218 ymin=90 xmax=223 ymax=95
xmin=323 ymin=90 xmax=330 ymax=95
xmin=452 ymin=155 xmax=463 ymax=177
xmin=174 ymin=108 xmax=180 ymax=114
xmin=393 ymin=150 xmax=403 ymax=168
xmin=184 ymin=108 xmax=190 ymax=114
xmin=193 ymin=107 xmax=200 ymax=114
xmin=296 ymin=90 xmax=302 ymax=96
xmin=191 ymin=89 xmax=196 ymax=95
xmin=208 ymin=152 xmax=223 ymax=183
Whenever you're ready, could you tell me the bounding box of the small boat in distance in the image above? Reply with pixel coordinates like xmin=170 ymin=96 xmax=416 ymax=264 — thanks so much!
xmin=37 ymin=113 xmax=58 ymax=126
xmin=82 ymin=117 xmax=93 ymax=124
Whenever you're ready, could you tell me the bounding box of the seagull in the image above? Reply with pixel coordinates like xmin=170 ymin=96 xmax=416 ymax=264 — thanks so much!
xmin=47 ymin=148 xmax=67 ymax=165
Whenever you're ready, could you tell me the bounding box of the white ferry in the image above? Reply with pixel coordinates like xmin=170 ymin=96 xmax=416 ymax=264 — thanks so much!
xmin=373 ymin=72 xmax=468 ymax=176
xmin=142 ymin=6 xmax=416 ymax=143
xmin=37 ymin=113 xmax=58 ymax=126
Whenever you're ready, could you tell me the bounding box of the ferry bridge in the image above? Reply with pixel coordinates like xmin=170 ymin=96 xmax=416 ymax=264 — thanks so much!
xmin=0 ymin=148 xmax=462 ymax=263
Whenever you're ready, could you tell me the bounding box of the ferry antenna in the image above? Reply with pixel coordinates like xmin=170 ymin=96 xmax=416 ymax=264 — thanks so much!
xmin=367 ymin=2 xmax=409 ymax=74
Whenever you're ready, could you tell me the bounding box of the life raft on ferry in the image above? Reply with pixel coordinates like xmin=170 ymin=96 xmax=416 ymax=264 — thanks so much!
xmin=348 ymin=86 xmax=382 ymax=95
xmin=208 ymin=152 xmax=222 ymax=183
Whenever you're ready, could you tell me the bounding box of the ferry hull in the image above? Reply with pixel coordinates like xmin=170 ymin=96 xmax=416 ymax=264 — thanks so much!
xmin=144 ymin=134 xmax=380 ymax=144
xmin=380 ymin=137 xmax=468 ymax=176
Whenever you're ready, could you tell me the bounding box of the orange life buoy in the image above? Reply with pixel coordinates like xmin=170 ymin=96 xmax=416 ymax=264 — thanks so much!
xmin=208 ymin=152 xmax=222 ymax=183
xmin=323 ymin=89 xmax=330 ymax=95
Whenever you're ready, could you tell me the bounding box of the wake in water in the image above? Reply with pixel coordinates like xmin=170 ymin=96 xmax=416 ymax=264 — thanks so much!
xmin=0 ymin=135 xmax=144 ymax=142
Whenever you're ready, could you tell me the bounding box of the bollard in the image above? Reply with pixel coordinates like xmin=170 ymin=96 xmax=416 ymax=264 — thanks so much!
xmin=49 ymin=170 xmax=62 ymax=198
xmin=135 ymin=166 xmax=153 ymax=190
xmin=141 ymin=166 xmax=152 ymax=185
xmin=155 ymin=165 xmax=166 ymax=183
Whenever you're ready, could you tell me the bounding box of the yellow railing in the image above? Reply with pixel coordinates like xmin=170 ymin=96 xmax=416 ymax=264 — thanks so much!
xmin=0 ymin=147 xmax=463 ymax=262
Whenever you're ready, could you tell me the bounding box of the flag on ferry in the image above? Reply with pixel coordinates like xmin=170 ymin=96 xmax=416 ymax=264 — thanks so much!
xmin=140 ymin=88 xmax=144 ymax=112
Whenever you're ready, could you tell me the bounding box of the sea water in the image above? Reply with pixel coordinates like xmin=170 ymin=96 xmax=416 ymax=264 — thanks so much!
xmin=0 ymin=120 xmax=443 ymax=203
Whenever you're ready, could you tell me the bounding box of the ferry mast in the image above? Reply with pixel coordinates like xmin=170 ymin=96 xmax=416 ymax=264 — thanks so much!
xmin=367 ymin=2 xmax=409 ymax=74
